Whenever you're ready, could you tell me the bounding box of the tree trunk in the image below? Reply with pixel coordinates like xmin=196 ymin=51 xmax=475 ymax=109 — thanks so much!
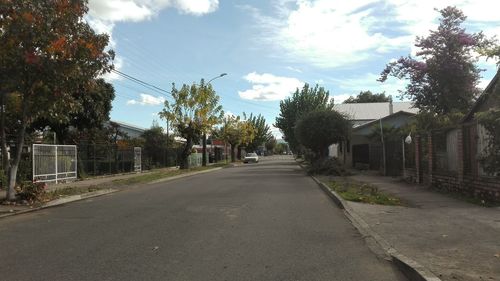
xmin=6 ymin=103 xmax=28 ymax=201
xmin=180 ymin=137 xmax=193 ymax=169
xmin=202 ymin=133 xmax=207 ymax=166
xmin=228 ymin=142 xmax=237 ymax=162
xmin=1 ymin=91 xmax=10 ymax=189
xmin=237 ymin=146 xmax=242 ymax=160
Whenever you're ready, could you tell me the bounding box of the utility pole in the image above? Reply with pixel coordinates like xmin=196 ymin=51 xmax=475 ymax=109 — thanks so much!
xmin=202 ymin=73 xmax=227 ymax=166
xmin=380 ymin=118 xmax=387 ymax=176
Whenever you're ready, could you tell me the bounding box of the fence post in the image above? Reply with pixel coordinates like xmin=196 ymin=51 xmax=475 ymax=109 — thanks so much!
xmin=457 ymin=128 xmax=464 ymax=185
xmin=415 ymin=135 xmax=421 ymax=184
xmin=93 ymin=144 xmax=96 ymax=176
xmin=55 ymin=146 xmax=58 ymax=184
xmin=32 ymin=144 xmax=35 ymax=182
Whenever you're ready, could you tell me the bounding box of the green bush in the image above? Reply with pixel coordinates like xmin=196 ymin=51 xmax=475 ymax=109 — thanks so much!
xmin=307 ymin=157 xmax=348 ymax=176
xmin=16 ymin=181 xmax=47 ymax=204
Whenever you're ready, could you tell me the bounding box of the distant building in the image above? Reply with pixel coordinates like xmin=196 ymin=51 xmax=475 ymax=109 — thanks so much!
xmin=334 ymin=101 xmax=417 ymax=127
xmin=105 ymin=120 xmax=146 ymax=139
xmin=330 ymin=101 xmax=418 ymax=175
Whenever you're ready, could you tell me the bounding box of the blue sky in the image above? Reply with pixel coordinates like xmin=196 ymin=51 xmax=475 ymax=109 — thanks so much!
xmin=87 ymin=0 xmax=500 ymax=138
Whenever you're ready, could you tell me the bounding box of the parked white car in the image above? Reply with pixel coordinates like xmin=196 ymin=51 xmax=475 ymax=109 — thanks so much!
xmin=243 ymin=152 xmax=259 ymax=163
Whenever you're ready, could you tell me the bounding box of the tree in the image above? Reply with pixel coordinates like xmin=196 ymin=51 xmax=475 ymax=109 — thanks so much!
xmin=0 ymin=0 xmax=114 ymax=200
xmin=141 ymin=122 xmax=171 ymax=167
xmin=343 ymin=91 xmax=390 ymax=103
xmin=160 ymin=82 xmax=223 ymax=169
xmin=275 ymin=84 xmax=334 ymax=154
xmin=198 ymin=80 xmax=224 ymax=167
xmin=274 ymin=142 xmax=289 ymax=155
xmin=265 ymin=136 xmax=277 ymax=154
xmin=219 ymin=115 xmax=255 ymax=162
xmin=379 ymin=6 xmax=496 ymax=114
xmin=295 ymin=109 xmax=349 ymax=160
xmin=245 ymin=113 xmax=272 ymax=153
xmin=31 ymin=78 xmax=115 ymax=144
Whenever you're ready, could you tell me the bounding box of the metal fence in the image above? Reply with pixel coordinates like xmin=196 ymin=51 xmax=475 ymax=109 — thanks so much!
xmin=431 ymin=128 xmax=460 ymax=173
xmin=77 ymin=143 xmax=139 ymax=177
xmin=411 ymin=122 xmax=499 ymax=178
xmin=32 ymin=144 xmax=77 ymax=183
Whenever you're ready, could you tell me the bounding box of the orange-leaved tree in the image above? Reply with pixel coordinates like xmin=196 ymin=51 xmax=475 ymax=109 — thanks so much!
xmin=0 ymin=0 xmax=114 ymax=200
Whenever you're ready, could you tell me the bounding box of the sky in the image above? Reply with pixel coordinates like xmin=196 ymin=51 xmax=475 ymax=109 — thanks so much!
xmin=86 ymin=0 xmax=500 ymax=138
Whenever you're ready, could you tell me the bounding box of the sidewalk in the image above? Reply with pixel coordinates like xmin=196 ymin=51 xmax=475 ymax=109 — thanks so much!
xmin=321 ymin=173 xmax=500 ymax=281
xmin=0 ymin=165 xmax=218 ymax=216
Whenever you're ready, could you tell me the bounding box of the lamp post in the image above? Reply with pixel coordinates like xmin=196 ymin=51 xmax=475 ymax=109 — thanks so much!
xmin=202 ymin=73 xmax=227 ymax=166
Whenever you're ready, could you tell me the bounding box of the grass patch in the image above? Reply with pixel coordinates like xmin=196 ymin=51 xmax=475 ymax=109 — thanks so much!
xmin=7 ymin=185 xmax=114 ymax=207
xmin=327 ymin=180 xmax=402 ymax=206
xmin=113 ymin=164 xmax=227 ymax=186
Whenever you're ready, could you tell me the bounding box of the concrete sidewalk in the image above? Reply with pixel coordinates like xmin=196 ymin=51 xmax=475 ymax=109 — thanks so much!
xmin=0 ymin=166 xmax=209 ymax=215
xmin=323 ymin=173 xmax=500 ymax=281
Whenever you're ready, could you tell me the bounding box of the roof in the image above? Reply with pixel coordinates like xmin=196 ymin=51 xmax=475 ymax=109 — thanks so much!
xmin=108 ymin=120 xmax=146 ymax=132
xmin=352 ymin=111 xmax=416 ymax=133
xmin=462 ymin=70 xmax=500 ymax=123
xmin=334 ymin=102 xmax=417 ymax=121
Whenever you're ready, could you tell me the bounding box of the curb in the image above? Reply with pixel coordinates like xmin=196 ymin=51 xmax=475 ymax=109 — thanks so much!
xmin=0 ymin=189 xmax=118 ymax=219
xmin=308 ymin=173 xmax=441 ymax=281
xmin=1 ymin=166 xmax=225 ymax=220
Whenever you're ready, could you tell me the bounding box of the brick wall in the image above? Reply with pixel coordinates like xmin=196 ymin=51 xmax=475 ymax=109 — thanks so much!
xmin=405 ymin=126 xmax=500 ymax=203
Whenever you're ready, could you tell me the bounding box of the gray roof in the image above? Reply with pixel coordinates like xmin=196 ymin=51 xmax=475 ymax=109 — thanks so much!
xmin=334 ymin=102 xmax=417 ymax=121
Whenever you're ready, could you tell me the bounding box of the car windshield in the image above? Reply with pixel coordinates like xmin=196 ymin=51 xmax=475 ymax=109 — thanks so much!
xmin=247 ymin=153 xmax=257 ymax=157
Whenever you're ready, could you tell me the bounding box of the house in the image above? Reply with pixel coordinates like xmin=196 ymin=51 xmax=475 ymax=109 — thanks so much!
xmin=403 ymin=70 xmax=500 ymax=202
xmin=461 ymin=70 xmax=499 ymax=178
xmin=106 ymin=120 xmax=146 ymax=139
xmin=330 ymin=100 xmax=418 ymax=175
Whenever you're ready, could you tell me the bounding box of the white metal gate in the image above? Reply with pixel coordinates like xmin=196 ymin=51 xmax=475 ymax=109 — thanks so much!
xmin=134 ymin=147 xmax=141 ymax=172
xmin=33 ymin=144 xmax=77 ymax=183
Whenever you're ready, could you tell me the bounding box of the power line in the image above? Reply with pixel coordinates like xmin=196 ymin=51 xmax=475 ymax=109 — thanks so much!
xmin=112 ymin=70 xmax=172 ymax=97
xmin=112 ymin=70 xmax=279 ymax=115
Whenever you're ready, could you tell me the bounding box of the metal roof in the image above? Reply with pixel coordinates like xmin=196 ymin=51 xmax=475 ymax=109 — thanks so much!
xmin=334 ymin=102 xmax=417 ymax=121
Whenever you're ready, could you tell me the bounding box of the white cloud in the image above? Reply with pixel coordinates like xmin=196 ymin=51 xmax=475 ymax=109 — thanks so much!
xmin=250 ymin=0 xmax=500 ymax=69
xmin=224 ymin=111 xmax=236 ymax=118
xmin=86 ymin=0 xmax=219 ymax=65
xmin=331 ymin=73 xmax=407 ymax=98
xmin=286 ymin=66 xmax=303 ymax=73
xmin=331 ymin=94 xmax=352 ymax=104
xmin=127 ymin=94 xmax=165 ymax=106
xmin=88 ymin=0 xmax=219 ymax=22
xmin=271 ymin=125 xmax=283 ymax=139
xmin=238 ymin=72 xmax=304 ymax=101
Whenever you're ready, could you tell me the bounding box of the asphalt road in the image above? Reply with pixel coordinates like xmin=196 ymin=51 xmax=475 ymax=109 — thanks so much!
xmin=0 ymin=155 xmax=405 ymax=281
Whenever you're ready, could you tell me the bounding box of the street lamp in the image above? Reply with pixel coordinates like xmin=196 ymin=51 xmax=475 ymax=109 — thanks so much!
xmin=202 ymin=73 xmax=227 ymax=166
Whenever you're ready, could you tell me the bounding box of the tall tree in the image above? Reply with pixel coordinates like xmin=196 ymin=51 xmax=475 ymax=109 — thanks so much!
xmin=245 ymin=113 xmax=272 ymax=152
xmin=0 ymin=0 xmax=114 ymax=200
xmin=295 ymin=109 xmax=349 ymax=160
xmin=265 ymin=136 xmax=277 ymax=154
xmin=343 ymin=91 xmax=390 ymax=103
xmin=219 ymin=115 xmax=255 ymax=162
xmin=160 ymin=82 xmax=223 ymax=169
xmin=197 ymin=80 xmax=223 ymax=167
xmin=379 ymin=6 xmax=496 ymax=114
xmin=141 ymin=121 xmax=171 ymax=167
xmin=275 ymin=84 xmax=334 ymax=153
xmin=31 ymin=78 xmax=115 ymax=143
